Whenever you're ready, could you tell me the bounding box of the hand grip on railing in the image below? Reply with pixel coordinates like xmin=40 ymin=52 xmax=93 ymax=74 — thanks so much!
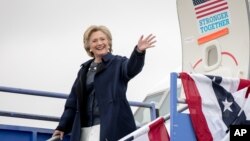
xmin=46 ymin=135 xmax=61 ymax=141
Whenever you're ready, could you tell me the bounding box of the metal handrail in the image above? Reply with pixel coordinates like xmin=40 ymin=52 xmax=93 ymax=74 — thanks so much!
xmin=0 ymin=110 xmax=60 ymax=121
xmin=0 ymin=86 xmax=158 ymax=122
xmin=46 ymin=136 xmax=60 ymax=141
xmin=0 ymin=86 xmax=68 ymax=99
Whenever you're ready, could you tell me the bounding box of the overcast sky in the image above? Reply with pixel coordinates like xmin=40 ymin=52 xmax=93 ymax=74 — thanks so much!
xmin=0 ymin=0 xmax=182 ymax=128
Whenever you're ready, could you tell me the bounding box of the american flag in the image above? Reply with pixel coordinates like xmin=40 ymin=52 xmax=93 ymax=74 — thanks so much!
xmin=180 ymin=72 xmax=250 ymax=141
xmin=193 ymin=0 xmax=229 ymax=19
xmin=119 ymin=117 xmax=170 ymax=141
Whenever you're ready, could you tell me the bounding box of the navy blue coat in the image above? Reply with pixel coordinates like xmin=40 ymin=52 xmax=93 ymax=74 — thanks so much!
xmin=56 ymin=47 xmax=145 ymax=141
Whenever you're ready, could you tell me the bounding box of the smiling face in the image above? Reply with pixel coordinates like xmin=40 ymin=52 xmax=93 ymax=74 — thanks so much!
xmin=83 ymin=25 xmax=113 ymax=62
xmin=89 ymin=31 xmax=110 ymax=62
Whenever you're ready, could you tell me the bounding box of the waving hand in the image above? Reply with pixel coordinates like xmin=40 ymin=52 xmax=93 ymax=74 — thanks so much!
xmin=137 ymin=34 xmax=156 ymax=52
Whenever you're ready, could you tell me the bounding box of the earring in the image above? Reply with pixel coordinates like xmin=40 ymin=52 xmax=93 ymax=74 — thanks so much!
xmin=90 ymin=49 xmax=92 ymax=52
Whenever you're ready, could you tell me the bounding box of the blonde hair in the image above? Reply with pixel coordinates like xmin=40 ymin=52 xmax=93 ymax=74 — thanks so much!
xmin=83 ymin=25 xmax=113 ymax=57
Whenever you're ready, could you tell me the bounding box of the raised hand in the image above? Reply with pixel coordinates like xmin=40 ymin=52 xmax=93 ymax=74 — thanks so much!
xmin=137 ymin=34 xmax=156 ymax=52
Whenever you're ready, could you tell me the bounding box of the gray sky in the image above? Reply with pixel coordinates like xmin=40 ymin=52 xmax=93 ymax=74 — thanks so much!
xmin=0 ymin=0 xmax=181 ymax=128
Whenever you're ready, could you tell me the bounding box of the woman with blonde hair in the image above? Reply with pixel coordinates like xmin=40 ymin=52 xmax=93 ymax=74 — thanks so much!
xmin=52 ymin=25 xmax=156 ymax=141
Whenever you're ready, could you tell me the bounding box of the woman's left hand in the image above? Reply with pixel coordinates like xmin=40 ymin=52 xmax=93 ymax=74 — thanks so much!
xmin=137 ymin=34 xmax=156 ymax=52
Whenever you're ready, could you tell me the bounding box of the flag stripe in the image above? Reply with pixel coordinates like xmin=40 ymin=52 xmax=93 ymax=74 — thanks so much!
xmin=237 ymin=79 xmax=250 ymax=98
xmin=119 ymin=117 xmax=169 ymax=141
xmin=197 ymin=6 xmax=228 ymax=19
xmin=148 ymin=117 xmax=170 ymax=141
xmin=193 ymin=0 xmax=228 ymax=19
xmin=180 ymin=73 xmax=213 ymax=141
xmin=196 ymin=2 xmax=227 ymax=14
